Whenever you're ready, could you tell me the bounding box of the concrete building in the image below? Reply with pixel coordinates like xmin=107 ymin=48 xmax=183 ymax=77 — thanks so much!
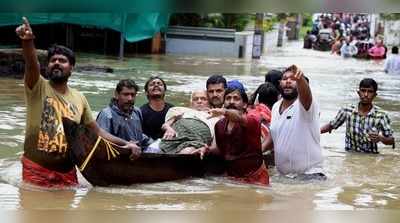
xmin=166 ymin=26 xmax=254 ymax=59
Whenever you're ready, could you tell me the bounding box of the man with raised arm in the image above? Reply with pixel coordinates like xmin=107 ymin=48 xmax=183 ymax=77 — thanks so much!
xmin=263 ymin=65 xmax=325 ymax=180
xmin=16 ymin=17 xmax=141 ymax=188
xmin=197 ymin=81 xmax=269 ymax=186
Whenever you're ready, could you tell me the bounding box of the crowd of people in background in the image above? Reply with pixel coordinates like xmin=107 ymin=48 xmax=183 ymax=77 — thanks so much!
xmin=303 ymin=13 xmax=389 ymax=60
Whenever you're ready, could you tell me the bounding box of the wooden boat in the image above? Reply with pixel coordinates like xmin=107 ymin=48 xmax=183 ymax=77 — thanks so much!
xmin=63 ymin=118 xmax=274 ymax=186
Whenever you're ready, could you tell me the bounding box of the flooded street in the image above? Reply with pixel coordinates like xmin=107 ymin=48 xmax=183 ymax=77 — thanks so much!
xmin=0 ymin=37 xmax=399 ymax=210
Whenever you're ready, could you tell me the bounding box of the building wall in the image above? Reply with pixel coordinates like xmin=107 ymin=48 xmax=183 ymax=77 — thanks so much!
xmin=384 ymin=20 xmax=400 ymax=46
xmin=166 ymin=31 xmax=254 ymax=59
xmin=166 ymin=38 xmax=237 ymax=57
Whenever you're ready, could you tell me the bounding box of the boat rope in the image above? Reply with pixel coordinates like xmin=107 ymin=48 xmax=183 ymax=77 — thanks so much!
xmin=79 ymin=136 xmax=121 ymax=172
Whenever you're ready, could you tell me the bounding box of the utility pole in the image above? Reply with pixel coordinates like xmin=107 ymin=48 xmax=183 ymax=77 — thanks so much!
xmin=277 ymin=13 xmax=287 ymax=47
xmin=252 ymin=13 xmax=264 ymax=59
xmin=277 ymin=21 xmax=285 ymax=47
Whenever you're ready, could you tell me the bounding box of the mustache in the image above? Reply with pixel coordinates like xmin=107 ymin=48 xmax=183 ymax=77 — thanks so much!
xmin=226 ymin=104 xmax=237 ymax=109
xmin=50 ymin=66 xmax=62 ymax=73
xmin=151 ymin=86 xmax=162 ymax=91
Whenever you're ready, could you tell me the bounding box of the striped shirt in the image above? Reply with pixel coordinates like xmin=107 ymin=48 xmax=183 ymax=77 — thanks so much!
xmin=330 ymin=104 xmax=393 ymax=153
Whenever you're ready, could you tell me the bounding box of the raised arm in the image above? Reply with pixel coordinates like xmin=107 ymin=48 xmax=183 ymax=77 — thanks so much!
xmin=16 ymin=17 xmax=40 ymax=89
xmin=208 ymin=108 xmax=247 ymax=126
xmin=288 ymin=65 xmax=313 ymax=111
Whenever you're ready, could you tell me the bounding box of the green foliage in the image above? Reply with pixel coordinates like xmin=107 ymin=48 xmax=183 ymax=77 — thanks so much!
xmin=302 ymin=13 xmax=313 ymax=26
xmin=276 ymin=13 xmax=289 ymax=21
xmin=169 ymin=13 xmax=203 ymax=26
xmin=169 ymin=13 xmax=252 ymax=31
xmin=380 ymin=13 xmax=400 ymax=20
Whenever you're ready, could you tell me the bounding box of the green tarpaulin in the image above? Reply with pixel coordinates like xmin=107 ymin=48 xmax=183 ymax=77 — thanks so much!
xmin=0 ymin=13 xmax=169 ymax=42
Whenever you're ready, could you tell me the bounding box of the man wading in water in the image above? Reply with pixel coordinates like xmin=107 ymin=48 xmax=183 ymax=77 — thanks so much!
xmin=16 ymin=17 xmax=141 ymax=188
xmin=321 ymin=78 xmax=394 ymax=153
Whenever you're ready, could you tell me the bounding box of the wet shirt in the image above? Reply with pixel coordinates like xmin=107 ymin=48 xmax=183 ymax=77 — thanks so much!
xmin=340 ymin=44 xmax=358 ymax=57
xmin=140 ymin=102 xmax=174 ymax=140
xmin=270 ymin=99 xmax=323 ymax=175
xmin=247 ymin=103 xmax=272 ymax=140
xmin=215 ymin=113 xmax=263 ymax=177
xmin=24 ymin=76 xmax=94 ymax=172
xmin=97 ymin=101 xmax=153 ymax=148
xmin=384 ymin=55 xmax=400 ymax=75
xmin=368 ymin=45 xmax=386 ymax=58
xmin=329 ymin=104 xmax=393 ymax=153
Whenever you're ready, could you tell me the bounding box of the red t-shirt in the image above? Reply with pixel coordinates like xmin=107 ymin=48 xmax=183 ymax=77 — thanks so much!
xmin=215 ymin=113 xmax=263 ymax=177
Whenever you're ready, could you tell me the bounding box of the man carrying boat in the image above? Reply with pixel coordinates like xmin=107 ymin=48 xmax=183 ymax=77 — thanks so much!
xmin=321 ymin=78 xmax=395 ymax=153
xmin=196 ymin=81 xmax=269 ymax=186
xmin=16 ymin=17 xmax=141 ymax=188
xmin=97 ymin=79 xmax=153 ymax=150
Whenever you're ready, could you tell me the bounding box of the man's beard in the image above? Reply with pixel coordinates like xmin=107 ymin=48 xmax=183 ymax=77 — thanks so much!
xmin=121 ymin=102 xmax=134 ymax=113
xmin=281 ymin=88 xmax=298 ymax=100
xmin=210 ymin=97 xmax=223 ymax=108
xmin=148 ymin=94 xmax=164 ymax=100
xmin=48 ymin=68 xmax=70 ymax=84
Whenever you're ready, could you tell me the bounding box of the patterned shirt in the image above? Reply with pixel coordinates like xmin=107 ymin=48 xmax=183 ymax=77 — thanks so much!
xmin=329 ymin=104 xmax=393 ymax=153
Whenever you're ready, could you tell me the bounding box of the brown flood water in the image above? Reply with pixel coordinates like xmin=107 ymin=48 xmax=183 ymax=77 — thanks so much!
xmin=0 ymin=36 xmax=399 ymax=210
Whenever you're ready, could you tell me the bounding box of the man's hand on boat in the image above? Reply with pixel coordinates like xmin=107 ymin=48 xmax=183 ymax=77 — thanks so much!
xmin=162 ymin=126 xmax=176 ymax=140
xmin=191 ymin=144 xmax=210 ymax=160
xmin=123 ymin=141 xmax=141 ymax=161
xmin=15 ymin=17 xmax=35 ymax=40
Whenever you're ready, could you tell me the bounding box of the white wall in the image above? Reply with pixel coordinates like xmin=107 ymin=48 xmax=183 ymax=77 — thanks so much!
xmin=384 ymin=20 xmax=400 ymax=46
xmin=166 ymin=38 xmax=237 ymax=57
xmin=166 ymin=31 xmax=254 ymax=59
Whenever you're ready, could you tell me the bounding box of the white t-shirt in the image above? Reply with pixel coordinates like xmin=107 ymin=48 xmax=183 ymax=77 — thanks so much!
xmin=270 ymin=98 xmax=323 ymax=175
xmin=384 ymin=55 xmax=400 ymax=75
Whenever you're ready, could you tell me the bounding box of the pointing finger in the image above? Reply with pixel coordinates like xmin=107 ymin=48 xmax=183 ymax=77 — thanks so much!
xmin=22 ymin=17 xmax=31 ymax=28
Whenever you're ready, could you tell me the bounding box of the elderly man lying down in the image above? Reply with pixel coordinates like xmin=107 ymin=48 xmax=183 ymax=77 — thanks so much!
xmin=145 ymin=90 xmax=220 ymax=154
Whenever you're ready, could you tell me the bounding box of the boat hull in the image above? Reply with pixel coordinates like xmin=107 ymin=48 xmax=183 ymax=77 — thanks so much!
xmin=63 ymin=118 xmax=274 ymax=186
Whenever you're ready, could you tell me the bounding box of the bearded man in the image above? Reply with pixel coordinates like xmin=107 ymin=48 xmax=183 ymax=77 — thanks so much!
xmin=17 ymin=17 xmax=140 ymax=188
xmin=263 ymin=65 xmax=325 ymax=180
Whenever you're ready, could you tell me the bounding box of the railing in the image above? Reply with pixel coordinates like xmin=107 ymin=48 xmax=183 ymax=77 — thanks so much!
xmin=166 ymin=26 xmax=235 ymax=41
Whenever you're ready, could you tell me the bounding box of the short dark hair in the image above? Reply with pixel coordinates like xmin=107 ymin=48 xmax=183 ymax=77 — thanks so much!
xmin=144 ymin=76 xmax=167 ymax=92
xmin=265 ymin=69 xmax=283 ymax=91
xmin=282 ymin=66 xmax=309 ymax=83
xmin=225 ymin=87 xmax=248 ymax=104
xmin=206 ymin=75 xmax=227 ymax=89
xmin=359 ymin=78 xmax=378 ymax=92
xmin=47 ymin=44 xmax=75 ymax=66
xmin=116 ymin=79 xmax=139 ymax=93
xmin=392 ymin=46 xmax=399 ymax=54
xmin=250 ymin=82 xmax=280 ymax=108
